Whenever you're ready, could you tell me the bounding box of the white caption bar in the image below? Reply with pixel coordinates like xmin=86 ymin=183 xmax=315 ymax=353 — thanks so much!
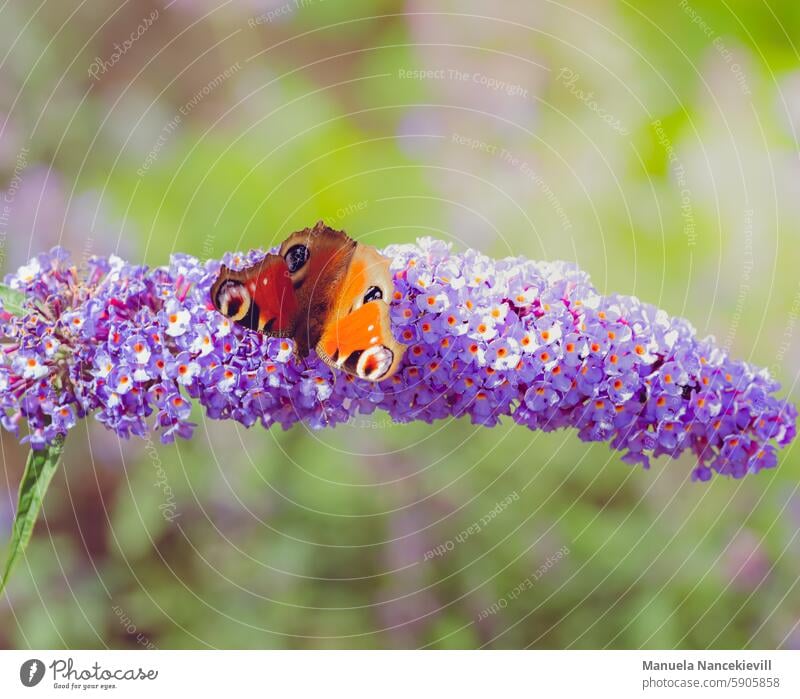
xmin=0 ymin=650 xmax=798 ymax=697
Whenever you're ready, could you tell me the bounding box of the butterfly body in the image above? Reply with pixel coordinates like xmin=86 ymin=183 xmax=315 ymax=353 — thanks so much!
xmin=211 ymin=221 xmax=405 ymax=381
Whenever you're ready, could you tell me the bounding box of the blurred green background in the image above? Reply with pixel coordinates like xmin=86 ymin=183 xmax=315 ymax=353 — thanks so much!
xmin=1 ymin=0 xmax=799 ymax=649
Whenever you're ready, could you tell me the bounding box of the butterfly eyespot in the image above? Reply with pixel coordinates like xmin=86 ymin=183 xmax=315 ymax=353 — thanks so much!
xmin=363 ymin=286 xmax=383 ymax=304
xmin=214 ymin=279 xmax=250 ymax=321
xmin=356 ymin=345 xmax=394 ymax=381
xmin=284 ymin=244 xmax=309 ymax=273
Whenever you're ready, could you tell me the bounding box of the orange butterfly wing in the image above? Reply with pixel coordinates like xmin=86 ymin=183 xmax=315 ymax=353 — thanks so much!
xmin=315 ymin=243 xmax=406 ymax=381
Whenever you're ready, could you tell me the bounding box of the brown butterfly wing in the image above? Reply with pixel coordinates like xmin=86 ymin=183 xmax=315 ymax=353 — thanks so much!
xmin=211 ymin=254 xmax=299 ymax=335
xmin=278 ymin=220 xmax=357 ymax=357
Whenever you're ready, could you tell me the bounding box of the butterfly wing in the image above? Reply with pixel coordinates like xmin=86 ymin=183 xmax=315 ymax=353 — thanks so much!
xmin=277 ymin=220 xmax=357 ymax=357
xmin=315 ymin=242 xmax=406 ymax=381
xmin=211 ymin=254 xmax=299 ymax=335
xmin=211 ymin=222 xmax=406 ymax=381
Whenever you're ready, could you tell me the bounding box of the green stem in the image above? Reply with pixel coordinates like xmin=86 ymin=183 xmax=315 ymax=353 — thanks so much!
xmin=0 ymin=439 xmax=65 ymax=595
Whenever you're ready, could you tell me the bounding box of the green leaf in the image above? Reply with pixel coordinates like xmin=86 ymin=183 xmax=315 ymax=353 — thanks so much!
xmin=0 ymin=283 xmax=26 ymax=317
xmin=0 ymin=440 xmax=64 ymax=595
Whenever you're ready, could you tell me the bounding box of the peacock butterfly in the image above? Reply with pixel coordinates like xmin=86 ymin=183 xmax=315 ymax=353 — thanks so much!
xmin=210 ymin=221 xmax=406 ymax=381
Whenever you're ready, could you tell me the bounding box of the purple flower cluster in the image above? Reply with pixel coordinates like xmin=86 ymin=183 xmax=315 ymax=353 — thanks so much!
xmin=0 ymin=240 xmax=795 ymax=481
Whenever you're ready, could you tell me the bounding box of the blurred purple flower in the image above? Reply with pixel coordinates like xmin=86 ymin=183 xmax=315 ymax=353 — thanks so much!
xmin=722 ymin=530 xmax=772 ymax=592
xmin=0 ymin=166 xmax=136 ymax=272
xmin=0 ymin=239 xmax=795 ymax=481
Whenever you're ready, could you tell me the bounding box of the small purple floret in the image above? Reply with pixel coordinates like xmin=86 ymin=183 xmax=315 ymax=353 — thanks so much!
xmin=0 ymin=241 xmax=795 ymax=481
